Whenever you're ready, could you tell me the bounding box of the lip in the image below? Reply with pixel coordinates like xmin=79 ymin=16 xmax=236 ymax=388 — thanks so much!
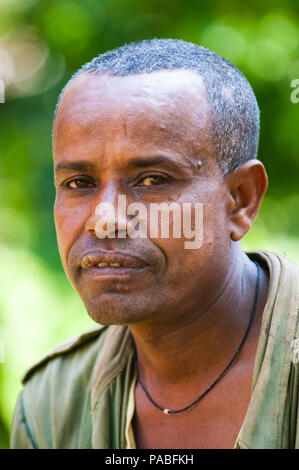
xmin=80 ymin=250 xmax=149 ymax=279
xmin=82 ymin=265 xmax=149 ymax=280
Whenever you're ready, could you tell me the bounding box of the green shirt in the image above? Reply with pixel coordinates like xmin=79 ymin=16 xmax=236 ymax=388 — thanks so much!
xmin=10 ymin=251 xmax=299 ymax=449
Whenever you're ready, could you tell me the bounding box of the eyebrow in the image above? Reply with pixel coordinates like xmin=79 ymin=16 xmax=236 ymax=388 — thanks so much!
xmin=54 ymin=154 xmax=183 ymax=173
xmin=129 ymin=155 xmax=181 ymax=170
xmin=54 ymin=160 xmax=95 ymax=172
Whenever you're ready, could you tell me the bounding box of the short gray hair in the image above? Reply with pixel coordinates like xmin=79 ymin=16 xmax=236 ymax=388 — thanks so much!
xmin=55 ymin=39 xmax=260 ymax=174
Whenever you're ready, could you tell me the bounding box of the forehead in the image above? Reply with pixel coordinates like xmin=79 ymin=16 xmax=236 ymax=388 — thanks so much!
xmin=53 ymin=70 xmax=215 ymax=167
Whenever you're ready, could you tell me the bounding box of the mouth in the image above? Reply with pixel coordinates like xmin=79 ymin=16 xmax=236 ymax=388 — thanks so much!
xmin=80 ymin=251 xmax=149 ymax=279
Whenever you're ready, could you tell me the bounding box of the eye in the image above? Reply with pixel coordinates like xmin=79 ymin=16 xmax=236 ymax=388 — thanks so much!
xmin=65 ymin=178 xmax=95 ymax=189
xmin=138 ymin=175 xmax=168 ymax=186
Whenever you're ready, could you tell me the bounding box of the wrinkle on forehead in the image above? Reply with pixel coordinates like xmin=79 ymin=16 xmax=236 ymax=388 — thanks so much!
xmin=53 ymin=69 xmax=215 ymax=166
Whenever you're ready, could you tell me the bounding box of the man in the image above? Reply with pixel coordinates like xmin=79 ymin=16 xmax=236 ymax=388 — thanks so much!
xmin=11 ymin=39 xmax=299 ymax=449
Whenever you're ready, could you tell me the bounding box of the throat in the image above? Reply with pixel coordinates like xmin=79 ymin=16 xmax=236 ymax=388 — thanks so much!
xmin=130 ymin=254 xmax=265 ymax=408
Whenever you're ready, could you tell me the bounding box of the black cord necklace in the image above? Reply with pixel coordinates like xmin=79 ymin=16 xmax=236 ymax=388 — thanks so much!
xmin=133 ymin=261 xmax=261 ymax=415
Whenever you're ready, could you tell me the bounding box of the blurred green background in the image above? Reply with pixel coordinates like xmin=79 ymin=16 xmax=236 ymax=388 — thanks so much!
xmin=0 ymin=0 xmax=299 ymax=449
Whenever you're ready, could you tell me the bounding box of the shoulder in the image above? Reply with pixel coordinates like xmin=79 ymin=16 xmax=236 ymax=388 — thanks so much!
xmin=12 ymin=325 xmax=113 ymax=449
xmin=13 ymin=324 xmax=131 ymax=449
xmin=21 ymin=323 xmax=109 ymax=385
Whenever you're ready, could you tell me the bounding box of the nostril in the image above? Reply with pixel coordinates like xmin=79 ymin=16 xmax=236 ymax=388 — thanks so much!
xmin=85 ymin=215 xmax=100 ymax=234
xmin=95 ymin=218 xmax=117 ymax=239
xmin=85 ymin=205 xmax=133 ymax=239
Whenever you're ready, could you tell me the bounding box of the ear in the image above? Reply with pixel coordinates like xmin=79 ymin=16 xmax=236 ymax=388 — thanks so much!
xmin=225 ymin=160 xmax=268 ymax=242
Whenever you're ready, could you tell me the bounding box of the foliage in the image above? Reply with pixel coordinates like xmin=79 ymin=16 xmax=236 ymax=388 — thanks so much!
xmin=0 ymin=0 xmax=298 ymax=448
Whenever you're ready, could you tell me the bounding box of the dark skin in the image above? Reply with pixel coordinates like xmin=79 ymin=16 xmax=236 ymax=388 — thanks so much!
xmin=53 ymin=70 xmax=269 ymax=449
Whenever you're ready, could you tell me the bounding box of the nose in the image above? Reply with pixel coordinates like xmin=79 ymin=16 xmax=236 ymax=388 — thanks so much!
xmin=85 ymin=186 xmax=134 ymax=239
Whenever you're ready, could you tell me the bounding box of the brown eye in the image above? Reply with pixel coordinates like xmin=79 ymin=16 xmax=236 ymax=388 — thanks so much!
xmin=140 ymin=175 xmax=167 ymax=186
xmin=67 ymin=178 xmax=94 ymax=189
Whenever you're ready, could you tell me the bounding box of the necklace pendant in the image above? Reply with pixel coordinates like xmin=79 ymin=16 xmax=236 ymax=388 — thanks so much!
xmin=163 ymin=408 xmax=170 ymax=415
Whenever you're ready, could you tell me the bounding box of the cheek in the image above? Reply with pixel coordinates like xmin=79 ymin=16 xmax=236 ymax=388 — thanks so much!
xmin=54 ymin=196 xmax=86 ymax=270
xmin=156 ymin=198 xmax=229 ymax=268
xmin=203 ymin=201 xmax=227 ymax=241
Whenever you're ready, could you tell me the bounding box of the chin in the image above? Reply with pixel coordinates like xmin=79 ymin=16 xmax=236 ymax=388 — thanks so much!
xmin=84 ymin=293 xmax=155 ymax=326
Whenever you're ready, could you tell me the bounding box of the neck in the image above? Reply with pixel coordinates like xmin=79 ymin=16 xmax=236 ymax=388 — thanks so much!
xmin=130 ymin=244 xmax=266 ymax=398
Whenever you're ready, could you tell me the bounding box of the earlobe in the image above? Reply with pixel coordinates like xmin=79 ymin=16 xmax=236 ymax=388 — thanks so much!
xmin=226 ymin=160 xmax=268 ymax=242
xmin=230 ymin=213 xmax=252 ymax=241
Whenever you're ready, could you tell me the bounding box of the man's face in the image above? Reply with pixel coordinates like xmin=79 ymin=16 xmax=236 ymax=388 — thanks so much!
xmin=53 ymin=70 xmax=231 ymax=326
